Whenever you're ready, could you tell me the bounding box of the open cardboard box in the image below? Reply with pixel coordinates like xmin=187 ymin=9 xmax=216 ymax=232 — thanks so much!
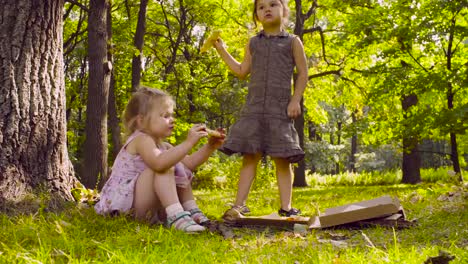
xmin=227 ymin=195 xmax=405 ymax=229
xmin=308 ymin=195 xmax=403 ymax=228
xmin=227 ymin=212 xmax=310 ymax=228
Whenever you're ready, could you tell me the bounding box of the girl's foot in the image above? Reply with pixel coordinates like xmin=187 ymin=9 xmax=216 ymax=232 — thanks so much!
xmin=222 ymin=206 xmax=242 ymax=222
xmin=278 ymin=208 xmax=301 ymax=217
xmin=166 ymin=211 xmax=205 ymax=232
xmin=222 ymin=205 xmax=250 ymax=222
xmin=237 ymin=205 xmax=251 ymax=215
xmin=189 ymin=208 xmax=210 ymax=225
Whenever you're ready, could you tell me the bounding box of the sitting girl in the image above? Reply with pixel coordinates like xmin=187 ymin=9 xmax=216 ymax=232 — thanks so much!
xmin=95 ymin=86 xmax=225 ymax=232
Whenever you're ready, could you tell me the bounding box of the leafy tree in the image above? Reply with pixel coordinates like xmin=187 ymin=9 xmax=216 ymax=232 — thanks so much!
xmin=324 ymin=0 xmax=468 ymax=183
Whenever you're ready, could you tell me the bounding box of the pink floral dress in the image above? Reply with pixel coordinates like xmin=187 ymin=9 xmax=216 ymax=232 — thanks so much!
xmin=95 ymin=130 xmax=193 ymax=215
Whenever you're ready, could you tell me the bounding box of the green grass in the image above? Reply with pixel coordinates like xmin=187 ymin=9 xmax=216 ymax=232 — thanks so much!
xmin=1 ymin=172 xmax=467 ymax=263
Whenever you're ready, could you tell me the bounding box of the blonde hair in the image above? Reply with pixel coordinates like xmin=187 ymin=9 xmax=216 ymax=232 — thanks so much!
xmin=123 ymin=86 xmax=174 ymax=136
xmin=252 ymin=0 xmax=289 ymax=28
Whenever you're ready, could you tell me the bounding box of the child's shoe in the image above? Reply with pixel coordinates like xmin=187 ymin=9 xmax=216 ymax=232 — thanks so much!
xmin=237 ymin=205 xmax=251 ymax=215
xmin=166 ymin=211 xmax=206 ymax=232
xmin=189 ymin=208 xmax=210 ymax=225
xmin=222 ymin=205 xmax=252 ymax=222
xmin=222 ymin=206 xmax=242 ymax=222
xmin=278 ymin=208 xmax=301 ymax=217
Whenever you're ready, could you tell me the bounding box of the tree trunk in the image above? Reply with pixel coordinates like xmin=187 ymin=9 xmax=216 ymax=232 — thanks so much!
xmin=446 ymin=19 xmax=463 ymax=181
xmin=82 ymin=0 xmax=111 ymax=189
xmin=293 ymin=99 xmax=307 ymax=187
xmin=401 ymin=94 xmax=421 ymax=184
xmin=292 ymin=0 xmax=308 ymax=187
xmin=402 ymin=137 xmax=421 ymax=184
xmin=131 ymin=0 xmax=148 ymax=92
xmin=0 ymin=0 xmax=77 ymax=201
xmin=335 ymin=121 xmax=342 ymax=174
xmin=105 ymin=1 xmax=121 ymax=189
xmin=348 ymin=111 xmax=357 ymax=172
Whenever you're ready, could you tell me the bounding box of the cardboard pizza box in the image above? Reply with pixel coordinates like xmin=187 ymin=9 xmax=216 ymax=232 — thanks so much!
xmin=226 ymin=212 xmax=310 ymax=228
xmin=309 ymin=195 xmax=403 ymax=229
xmin=225 ymin=195 xmax=405 ymax=229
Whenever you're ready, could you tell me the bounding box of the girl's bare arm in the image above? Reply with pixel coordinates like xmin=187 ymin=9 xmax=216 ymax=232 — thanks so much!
xmin=291 ymin=36 xmax=308 ymax=104
xmin=182 ymin=129 xmax=225 ymax=170
xmin=214 ymin=39 xmax=251 ymax=79
xmin=287 ymin=36 xmax=308 ymax=119
xmin=134 ymin=125 xmax=207 ymax=172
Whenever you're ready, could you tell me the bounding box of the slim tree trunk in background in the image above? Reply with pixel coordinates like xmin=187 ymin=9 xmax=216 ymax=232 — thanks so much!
xmin=401 ymin=94 xmax=421 ymax=184
xmin=447 ymin=84 xmax=462 ymax=180
xmin=291 ymin=0 xmax=310 ymax=187
xmin=106 ymin=1 xmax=122 ymax=170
xmin=293 ymin=98 xmax=307 ymax=187
xmin=335 ymin=121 xmax=342 ymax=174
xmin=131 ymin=0 xmax=149 ymax=92
xmin=348 ymin=111 xmax=358 ymax=172
xmin=0 ymin=0 xmax=77 ymax=201
xmin=446 ymin=17 xmax=463 ymax=181
xmin=82 ymin=0 xmax=111 ymax=189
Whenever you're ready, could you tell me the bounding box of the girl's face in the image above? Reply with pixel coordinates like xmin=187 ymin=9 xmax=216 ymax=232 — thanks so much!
xmin=143 ymin=100 xmax=175 ymax=140
xmin=255 ymin=0 xmax=285 ymax=27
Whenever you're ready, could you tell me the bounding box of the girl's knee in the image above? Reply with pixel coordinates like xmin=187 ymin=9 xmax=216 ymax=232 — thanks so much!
xmin=273 ymin=157 xmax=291 ymax=169
xmin=154 ymin=167 xmax=175 ymax=178
xmin=243 ymin=153 xmax=262 ymax=163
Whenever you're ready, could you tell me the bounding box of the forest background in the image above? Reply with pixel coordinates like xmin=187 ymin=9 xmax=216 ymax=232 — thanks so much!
xmin=0 ymin=0 xmax=467 ymax=263
xmin=0 ymin=0 xmax=467 ymax=201
xmin=65 ymin=0 xmax=468 ymax=190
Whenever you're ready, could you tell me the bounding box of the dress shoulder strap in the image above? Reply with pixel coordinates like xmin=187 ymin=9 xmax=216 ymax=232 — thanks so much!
xmin=122 ymin=130 xmax=147 ymax=149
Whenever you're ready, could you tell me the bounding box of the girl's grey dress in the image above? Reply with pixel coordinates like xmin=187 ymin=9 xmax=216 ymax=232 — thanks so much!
xmin=220 ymin=31 xmax=304 ymax=163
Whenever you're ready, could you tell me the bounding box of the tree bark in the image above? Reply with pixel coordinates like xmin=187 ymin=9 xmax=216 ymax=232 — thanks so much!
xmin=348 ymin=111 xmax=357 ymax=172
xmin=82 ymin=0 xmax=111 ymax=189
xmin=292 ymin=0 xmax=308 ymax=187
xmin=447 ymin=88 xmax=463 ymax=181
xmin=401 ymin=94 xmax=421 ymax=184
xmin=105 ymin=0 xmax=121 ymax=189
xmin=0 ymin=0 xmax=77 ymax=201
xmin=293 ymin=98 xmax=307 ymax=187
xmin=446 ymin=16 xmax=463 ymax=181
xmin=131 ymin=0 xmax=149 ymax=92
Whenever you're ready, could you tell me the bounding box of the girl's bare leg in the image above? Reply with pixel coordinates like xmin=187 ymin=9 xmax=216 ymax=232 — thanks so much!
xmin=177 ymin=185 xmax=209 ymax=224
xmin=234 ymin=153 xmax=262 ymax=206
xmin=133 ymin=168 xmax=179 ymax=221
xmin=177 ymin=184 xmax=194 ymax=204
xmin=133 ymin=168 xmax=204 ymax=231
xmin=272 ymin=157 xmax=293 ymax=211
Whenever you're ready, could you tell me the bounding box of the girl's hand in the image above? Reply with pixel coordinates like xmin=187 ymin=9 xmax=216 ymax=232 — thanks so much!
xmin=186 ymin=124 xmax=208 ymax=145
xmin=213 ymin=38 xmax=226 ymax=51
xmin=207 ymin=128 xmax=226 ymax=149
xmin=287 ymin=100 xmax=302 ymax=119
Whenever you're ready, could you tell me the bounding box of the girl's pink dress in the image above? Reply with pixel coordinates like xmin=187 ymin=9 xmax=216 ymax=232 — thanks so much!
xmin=94 ymin=130 xmax=193 ymax=215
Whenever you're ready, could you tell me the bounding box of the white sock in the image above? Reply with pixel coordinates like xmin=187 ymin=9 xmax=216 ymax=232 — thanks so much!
xmin=166 ymin=202 xmax=205 ymax=232
xmin=165 ymin=203 xmax=184 ymax=216
xmin=182 ymin=200 xmax=198 ymax=211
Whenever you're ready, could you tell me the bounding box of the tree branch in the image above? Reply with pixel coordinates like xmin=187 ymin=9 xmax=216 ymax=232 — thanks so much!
xmin=406 ymin=50 xmax=428 ymax=72
xmin=303 ymin=26 xmax=328 ymax=64
xmin=304 ymin=0 xmax=318 ymax=20
xmin=65 ymin=0 xmax=89 ymax=12
xmin=308 ymin=69 xmax=340 ymax=80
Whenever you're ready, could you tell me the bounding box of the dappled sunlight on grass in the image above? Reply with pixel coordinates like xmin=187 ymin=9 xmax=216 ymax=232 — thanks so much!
xmin=1 ymin=169 xmax=467 ymax=263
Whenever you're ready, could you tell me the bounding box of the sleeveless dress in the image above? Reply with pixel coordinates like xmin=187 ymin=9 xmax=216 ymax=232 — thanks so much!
xmin=95 ymin=130 xmax=193 ymax=215
xmin=219 ymin=30 xmax=304 ymax=163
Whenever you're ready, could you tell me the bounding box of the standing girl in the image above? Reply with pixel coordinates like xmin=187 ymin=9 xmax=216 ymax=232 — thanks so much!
xmin=95 ymin=87 xmax=225 ymax=232
xmin=209 ymin=0 xmax=308 ymax=220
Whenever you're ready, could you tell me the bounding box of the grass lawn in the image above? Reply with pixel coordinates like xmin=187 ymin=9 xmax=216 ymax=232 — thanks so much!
xmin=1 ymin=179 xmax=467 ymax=263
